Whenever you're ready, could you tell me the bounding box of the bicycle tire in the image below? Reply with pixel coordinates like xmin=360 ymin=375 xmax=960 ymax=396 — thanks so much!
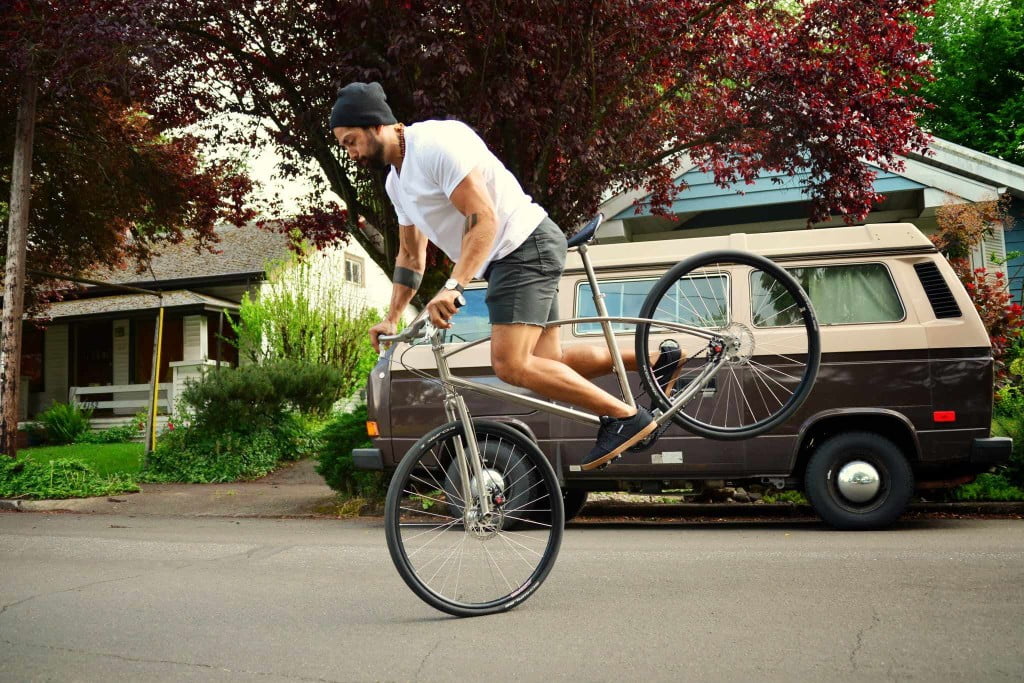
xmin=635 ymin=249 xmax=820 ymax=440
xmin=384 ymin=420 xmax=564 ymax=617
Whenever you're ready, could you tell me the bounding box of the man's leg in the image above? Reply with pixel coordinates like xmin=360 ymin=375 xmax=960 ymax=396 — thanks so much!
xmin=490 ymin=324 xmax=636 ymax=418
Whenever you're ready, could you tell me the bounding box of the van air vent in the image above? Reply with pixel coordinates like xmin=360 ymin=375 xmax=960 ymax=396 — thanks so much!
xmin=913 ymin=262 xmax=961 ymax=319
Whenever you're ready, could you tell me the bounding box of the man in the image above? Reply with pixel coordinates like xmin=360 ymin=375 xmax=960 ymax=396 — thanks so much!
xmin=330 ymin=81 xmax=670 ymax=470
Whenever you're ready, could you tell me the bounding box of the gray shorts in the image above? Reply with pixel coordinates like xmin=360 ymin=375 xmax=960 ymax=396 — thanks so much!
xmin=484 ymin=217 xmax=567 ymax=326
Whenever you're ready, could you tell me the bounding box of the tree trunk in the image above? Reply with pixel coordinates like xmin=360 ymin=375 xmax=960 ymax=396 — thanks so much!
xmin=0 ymin=71 xmax=38 ymax=457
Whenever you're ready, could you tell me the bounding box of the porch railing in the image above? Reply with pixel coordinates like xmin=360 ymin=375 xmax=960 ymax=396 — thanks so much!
xmin=69 ymin=383 xmax=173 ymax=414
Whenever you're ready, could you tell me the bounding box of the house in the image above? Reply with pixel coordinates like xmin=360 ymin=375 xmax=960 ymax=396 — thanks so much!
xmin=17 ymin=222 xmax=396 ymax=425
xmin=594 ymin=137 xmax=1024 ymax=298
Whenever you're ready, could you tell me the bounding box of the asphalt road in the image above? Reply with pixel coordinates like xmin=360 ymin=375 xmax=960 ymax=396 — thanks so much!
xmin=1 ymin=512 xmax=1022 ymax=682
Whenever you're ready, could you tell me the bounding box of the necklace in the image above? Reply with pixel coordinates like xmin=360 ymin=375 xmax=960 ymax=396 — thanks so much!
xmin=396 ymin=123 xmax=406 ymax=159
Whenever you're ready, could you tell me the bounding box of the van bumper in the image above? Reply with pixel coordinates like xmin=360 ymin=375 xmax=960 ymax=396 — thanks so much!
xmin=353 ymin=448 xmax=384 ymax=471
xmin=970 ymin=437 xmax=1012 ymax=465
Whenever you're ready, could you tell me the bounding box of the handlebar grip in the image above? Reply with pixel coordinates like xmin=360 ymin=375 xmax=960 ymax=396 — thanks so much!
xmin=454 ymin=293 xmax=466 ymax=309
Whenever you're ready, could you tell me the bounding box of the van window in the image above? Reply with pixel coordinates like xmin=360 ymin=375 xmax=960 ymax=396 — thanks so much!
xmin=575 ymin=275 xmax=729 ymax=335
xmin=443 ymin=287 xmax=492 ymax=343
xmin=751 ymin=263 xmax=904 ymax=327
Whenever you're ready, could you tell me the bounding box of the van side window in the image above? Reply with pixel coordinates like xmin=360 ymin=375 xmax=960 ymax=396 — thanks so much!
xmin=575 ymin=275 xmax=729 ymax=335
xmin=438 ymin=287 xmax=492 ymax=344
xmin=752 ymin=263 xmax=904 ymax=327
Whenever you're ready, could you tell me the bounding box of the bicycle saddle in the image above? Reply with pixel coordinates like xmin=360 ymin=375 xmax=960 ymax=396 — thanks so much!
xmin=566 ymin=214 xmax=603 ymax=248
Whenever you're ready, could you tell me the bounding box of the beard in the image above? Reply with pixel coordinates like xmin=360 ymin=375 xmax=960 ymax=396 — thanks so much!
xmin=359 ymin=137 xmax=388 ymax=170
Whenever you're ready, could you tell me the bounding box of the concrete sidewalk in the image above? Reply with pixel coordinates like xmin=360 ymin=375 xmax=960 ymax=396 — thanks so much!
xmin=0 ymin=458 xmax=340 ymax=517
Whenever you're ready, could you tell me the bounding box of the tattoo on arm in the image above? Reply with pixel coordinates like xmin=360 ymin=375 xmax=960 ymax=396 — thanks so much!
xmin=393 ymin=266 xmax=422 ymax=291
xmin=464 ymin=213 xmax=479 ymax=234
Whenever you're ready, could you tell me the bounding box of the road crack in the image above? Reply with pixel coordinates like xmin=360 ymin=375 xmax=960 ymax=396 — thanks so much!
xmin=415 ymin=638 xmax=443 ymax=678
xmin=0 ymin=574 xmax=144 ymax=620
xmin=849 ymin=608 xmax=882 ymax=671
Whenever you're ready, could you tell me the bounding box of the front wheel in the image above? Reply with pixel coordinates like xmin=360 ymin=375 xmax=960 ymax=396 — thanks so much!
xmin=385 ymin=420 xmax=564 ymax=617
xmin=635 ymin=250 xmax=820 ymax=440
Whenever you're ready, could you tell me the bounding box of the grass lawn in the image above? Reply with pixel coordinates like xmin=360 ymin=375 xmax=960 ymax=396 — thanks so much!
xmin=20 ymin=443 xmax=145 ymax=477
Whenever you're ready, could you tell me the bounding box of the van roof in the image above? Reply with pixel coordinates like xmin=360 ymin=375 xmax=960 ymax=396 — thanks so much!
xmin=574 ymin=223 xmax=935 ymax=269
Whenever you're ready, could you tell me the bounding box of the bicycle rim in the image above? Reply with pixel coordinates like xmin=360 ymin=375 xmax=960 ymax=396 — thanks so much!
xmin=635 ymin=250 xmax=820 ymax=440
xmin=384 ymin=420 xmax=564 ymax=617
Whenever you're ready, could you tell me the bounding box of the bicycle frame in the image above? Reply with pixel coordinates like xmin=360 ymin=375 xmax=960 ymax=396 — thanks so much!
xmin=386 ymin=242 xmax=734 ymax=521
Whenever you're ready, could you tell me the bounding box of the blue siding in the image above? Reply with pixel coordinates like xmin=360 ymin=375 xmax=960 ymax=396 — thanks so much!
xmin=613 ymin=164 xmax=927 ymax=220
xmin=1003 ymin=198 xmax=1024 ymax=305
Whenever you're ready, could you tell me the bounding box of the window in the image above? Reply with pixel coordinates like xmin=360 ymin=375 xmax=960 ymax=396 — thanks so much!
xmin=344 ymin=254 xmax=364 ymax=286
xmin=751 ymin=263 xmax=904 ymax=327
xmin=574 ymin=275 xmax=729 ymax=335
xmin=413 ymin=287 xmax=493 ymax=345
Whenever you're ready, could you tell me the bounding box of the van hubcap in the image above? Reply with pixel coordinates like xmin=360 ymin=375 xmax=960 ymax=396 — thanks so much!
xmin=836 ymin=460 xmax=881 ymax=503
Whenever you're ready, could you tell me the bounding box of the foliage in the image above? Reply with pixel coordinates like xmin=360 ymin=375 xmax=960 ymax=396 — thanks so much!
xmin=142 ymin=363 xmax=330 ymax=482
xmin=0 ymin=456 xmax=139 ymax=499
xmin=914 ymin=0 xmax=1024 ymax=165
xmin=177 ymin=360 xmax=347 ymax=433
xmin=229 ymin=251 xmax=380 ymax=398
xmin=762 ymin=490 xmax=809 ymax=505
xmin=20 ymin=442 xmax=144 ymax=477
xmin=0 ymin=1 xmax=255 ymax=312
xmin=931 ymin=199 xmax=1023 ymax=381
xmin=143 ymin=412 xmax=321 ymax=482
xmin=992 ymin=386 xmax=1024 ymax=487
xmin=157 ymin=0 xmax=933 ymax=293
xmin=316 ymin=405 xmax=387 ymax=498
xmin=31 ymin=402 xmax=93 ymax=445
xmin=78 ymin=413 xmax=147 ymax=444
xmin=952 ymin=473 xmax=1024 ymax=502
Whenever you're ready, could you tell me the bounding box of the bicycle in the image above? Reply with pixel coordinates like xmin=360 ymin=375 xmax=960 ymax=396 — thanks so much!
xmin=379 ymin=214 xmax=821 ymax=617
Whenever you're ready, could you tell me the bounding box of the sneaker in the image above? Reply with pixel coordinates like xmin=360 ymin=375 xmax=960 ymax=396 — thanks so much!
xmin=652 ymin=339 xmax=683 ymax=395
xmin=581 ymin=408 xmax=657 ymax=471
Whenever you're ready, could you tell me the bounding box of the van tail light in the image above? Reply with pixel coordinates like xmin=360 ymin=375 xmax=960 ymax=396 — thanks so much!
xmin=366 ymin=421 xmax=380 ymax=437
xmin=933 ymin=411 xmax=956 ymax=423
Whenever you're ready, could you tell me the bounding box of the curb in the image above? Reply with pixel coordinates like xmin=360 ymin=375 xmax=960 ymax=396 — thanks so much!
xmin=576 ymin=501 xmax=1024 ymax=518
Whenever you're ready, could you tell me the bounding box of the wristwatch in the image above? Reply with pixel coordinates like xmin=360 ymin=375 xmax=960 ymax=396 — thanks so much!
xmin=443 ymin=278 xmax=465 ymax=294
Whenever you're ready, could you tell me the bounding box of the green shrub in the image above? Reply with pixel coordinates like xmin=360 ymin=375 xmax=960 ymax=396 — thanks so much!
xmin=762 ymin=490 xmax=809 ymax=505
xmin=953 ymin=473 xmax=1024 ymax=501
xmin=0 ymin=457 xmax=139 ymax=499
xmin=179 ymin=359 xmax=346 ymax=432
xmin=31 ymin=402 xmax=93 ymax=445
xmin=317 ymin=405 xmax=387 ymax=497
xmin=78 ymin=413 xmax=147 ymax=444
xmin=141 ymin=424 xmax=282 ymax=483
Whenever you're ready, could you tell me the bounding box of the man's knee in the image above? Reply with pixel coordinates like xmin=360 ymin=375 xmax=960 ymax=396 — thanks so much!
xmin=492 ymin=354 xmax=525 ymax=386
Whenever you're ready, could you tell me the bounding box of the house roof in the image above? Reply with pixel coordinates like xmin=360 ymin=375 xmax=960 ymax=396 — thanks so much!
xmin=92 ymin=222 xmax=291 ymax=287
xmin=33 ymin=290 xmax=239 ymax=321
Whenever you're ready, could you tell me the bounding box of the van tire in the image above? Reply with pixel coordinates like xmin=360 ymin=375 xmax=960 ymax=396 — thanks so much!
xmin=804 ymin=432 xmax=914 ymax=530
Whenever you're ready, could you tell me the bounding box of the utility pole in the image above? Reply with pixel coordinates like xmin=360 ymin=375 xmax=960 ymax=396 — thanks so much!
xmin=0 ymin=69 xmax=38 ymax=457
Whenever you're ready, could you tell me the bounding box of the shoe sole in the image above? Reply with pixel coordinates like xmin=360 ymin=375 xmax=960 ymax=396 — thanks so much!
xmin=580 ymin=420 xmax=659 ymax=472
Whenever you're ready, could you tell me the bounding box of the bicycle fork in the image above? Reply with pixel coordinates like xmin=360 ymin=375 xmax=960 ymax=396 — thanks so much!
xmin=433 ymin=334 xmax=494 ymax=524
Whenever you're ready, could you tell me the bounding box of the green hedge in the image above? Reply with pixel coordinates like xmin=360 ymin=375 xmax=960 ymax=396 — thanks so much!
xmin=316 ymin=405 xmax=387 ymax=497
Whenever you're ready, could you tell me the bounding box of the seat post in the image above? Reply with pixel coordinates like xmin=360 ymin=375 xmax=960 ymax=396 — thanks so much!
xmin=578 ymin=244 xmax=636 ymax=409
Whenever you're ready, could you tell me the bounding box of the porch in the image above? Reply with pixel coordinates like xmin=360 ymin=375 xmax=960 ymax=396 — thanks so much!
xmin=20 ymin=291 xmax=241 ymax=424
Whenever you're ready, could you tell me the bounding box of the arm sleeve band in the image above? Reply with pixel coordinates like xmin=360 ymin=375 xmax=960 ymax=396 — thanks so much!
xmin=394 ymin=266 xmax=422 ymax=291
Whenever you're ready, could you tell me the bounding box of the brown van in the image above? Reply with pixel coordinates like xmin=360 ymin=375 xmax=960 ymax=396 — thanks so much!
xmin=356 ymin=223 xmax=1011 ymax=529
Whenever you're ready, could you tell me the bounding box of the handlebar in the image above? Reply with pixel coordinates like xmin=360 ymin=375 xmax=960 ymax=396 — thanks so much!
xmin=378 ymin=292 xmax=466 ymax=346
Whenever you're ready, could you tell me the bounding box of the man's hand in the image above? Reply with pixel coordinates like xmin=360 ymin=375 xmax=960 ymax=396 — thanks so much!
xmin=427 ymin=289 xmax=463 ymax=329
xmin=369 ymin=320 xmax=398 ymax=354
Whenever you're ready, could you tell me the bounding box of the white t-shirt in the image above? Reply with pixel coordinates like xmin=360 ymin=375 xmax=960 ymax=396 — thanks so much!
xmin=384 ymin=120 xmax=546 ymax=279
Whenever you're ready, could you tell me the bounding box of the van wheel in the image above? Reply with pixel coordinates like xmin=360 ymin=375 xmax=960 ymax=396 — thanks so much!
xmin=562 ymin=489 xmax=589 ymax=521
xmin=804 ymin=432 xmax=913 ymax=530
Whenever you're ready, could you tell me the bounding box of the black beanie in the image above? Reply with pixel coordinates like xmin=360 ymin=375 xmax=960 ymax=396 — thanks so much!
xmin=329 ymin=82 xmax=397 ymax=128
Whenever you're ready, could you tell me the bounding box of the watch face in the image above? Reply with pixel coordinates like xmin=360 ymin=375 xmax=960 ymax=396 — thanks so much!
xmin=444 ymin=278 xmax=458 ymax=290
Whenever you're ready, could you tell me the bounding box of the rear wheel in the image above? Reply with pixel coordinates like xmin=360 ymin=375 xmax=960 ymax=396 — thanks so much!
xmin=385 ymin=420 xmax=564 ymax=617
xmin=804 ymin=432 xmax=914 ymax=530
xmin=635 ymin=250 xmax=820 ymax=440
